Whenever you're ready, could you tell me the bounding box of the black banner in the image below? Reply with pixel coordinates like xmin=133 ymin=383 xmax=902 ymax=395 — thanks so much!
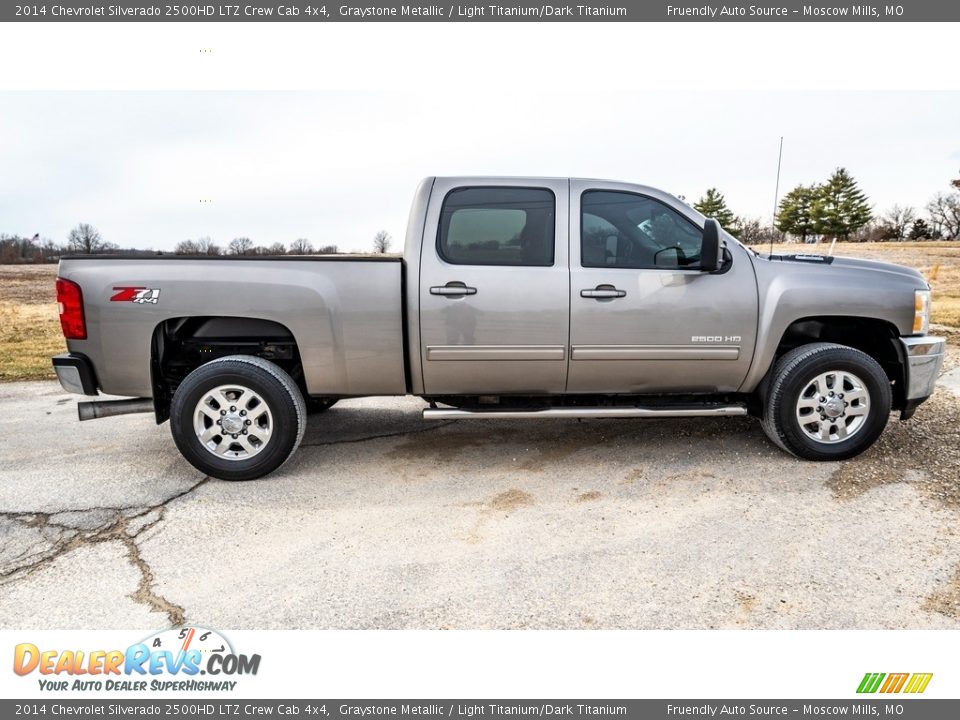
xmin=2 ymin=700 xmax=958 ymax=719
xmin=2 ymin=1 xmax=957 ymax=23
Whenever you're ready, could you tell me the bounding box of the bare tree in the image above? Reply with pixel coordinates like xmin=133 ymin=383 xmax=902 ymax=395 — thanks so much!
xmin=174 ymin=239 xmax=199 ymax=254
xmin=40 ymin=238 xmax=63 ymax=262
xmin=882 ymin=205 xmax=917 ymax=241
xmin=726 ymin=217 xmax=782 ymax=246
xmin=289 ymin=238 xmax=314 ymax=254
xmin=228 ymin=237 xmax=254 ymax=255
xmin=175 ymin=237 xmax=221 ymax=255
xmin=195 ymin=237 xmax=221 ymax=255
xmin=927 ymin=193 xmax=960 ymax=240
xmin=316 ymin=244 xmax=339 ymax=254
xmin=67 ymin=223 xmax=110 ymax=254
xmin=373 ymin=230 xmax=392 ymax=254
xmin=266 ymin=242 xmax=287 ymax=255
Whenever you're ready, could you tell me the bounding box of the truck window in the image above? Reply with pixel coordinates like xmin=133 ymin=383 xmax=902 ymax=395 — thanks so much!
xmin=438 ymin=187 xmax=555 ymax=266
xmin=581 ymin=190 xmax=703 ymax=270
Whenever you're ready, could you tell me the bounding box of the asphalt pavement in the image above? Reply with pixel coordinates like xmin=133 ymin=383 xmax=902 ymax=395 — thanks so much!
xmin=2 ymin=369 xmax=959 ymax=630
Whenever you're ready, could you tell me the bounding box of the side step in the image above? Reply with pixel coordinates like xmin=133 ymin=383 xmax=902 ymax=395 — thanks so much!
xmin=422 ymin=405 xmax=748 ymax=420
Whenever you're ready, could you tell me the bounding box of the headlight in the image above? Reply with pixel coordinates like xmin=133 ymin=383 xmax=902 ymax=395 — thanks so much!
xmin=913 ymin=290 xmax=931 ymax=335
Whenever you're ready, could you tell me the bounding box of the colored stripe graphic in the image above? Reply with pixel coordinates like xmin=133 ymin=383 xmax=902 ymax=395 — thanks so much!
xmin=857 ymin=673 xmax=885 ymax=693
xmin=903 ymin=673 xmax=933 ymax=694
xmin=880 ymin=673 xmax=909 ymax=693
xmin=857 ymin=672 xmax=932 ymax=694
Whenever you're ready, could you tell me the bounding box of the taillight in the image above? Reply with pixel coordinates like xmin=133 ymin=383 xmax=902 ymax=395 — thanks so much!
xmin=56 ymin=277 xmax=87 ymax=340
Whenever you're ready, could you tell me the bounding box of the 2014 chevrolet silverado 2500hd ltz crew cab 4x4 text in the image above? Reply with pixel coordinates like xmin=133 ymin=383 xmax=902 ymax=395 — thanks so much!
xmin=51 ymin=177 xmax=945 ymax=480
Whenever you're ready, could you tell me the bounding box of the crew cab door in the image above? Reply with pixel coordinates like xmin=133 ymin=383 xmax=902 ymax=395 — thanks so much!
xmin=419 ymin=178 xmax=570 ymax=395
xmin=567 ymin=180 xmax=758 ymax=393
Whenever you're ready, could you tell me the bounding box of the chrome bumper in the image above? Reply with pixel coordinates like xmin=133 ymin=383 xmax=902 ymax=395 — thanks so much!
xmin=899 ymin=336 xmax=945 ymax=401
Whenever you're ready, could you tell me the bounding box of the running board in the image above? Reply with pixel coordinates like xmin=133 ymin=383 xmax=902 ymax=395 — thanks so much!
xmin=422 ymin=405 xmax=748 ymax=420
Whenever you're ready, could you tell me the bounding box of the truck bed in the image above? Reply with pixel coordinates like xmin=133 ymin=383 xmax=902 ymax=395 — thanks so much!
xmin=58 ymin=255 xmax=407 ymax=398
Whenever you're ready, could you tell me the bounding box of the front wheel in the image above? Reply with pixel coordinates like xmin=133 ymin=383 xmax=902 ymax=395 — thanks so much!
xmin=170 ymin=355 xmax=307 ymax=481
xmin=760 ymin=343 xmax=891 ymax=461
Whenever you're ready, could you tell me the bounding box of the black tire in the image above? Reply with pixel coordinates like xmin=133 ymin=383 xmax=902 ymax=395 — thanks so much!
xmin=170 ymin=355 xmax=306 ymax=481
xmin=306 ymin=397 xmax=338 ymax=414
xmin=760 ymin=342 xmax=891 ymax=461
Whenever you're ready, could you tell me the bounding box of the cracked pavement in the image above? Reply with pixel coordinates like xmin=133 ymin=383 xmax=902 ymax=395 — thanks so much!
xmin=1 ymin=373 xmax=959 ymax=630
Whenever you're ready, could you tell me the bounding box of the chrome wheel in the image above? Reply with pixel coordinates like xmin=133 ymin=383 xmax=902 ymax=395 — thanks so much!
xmin=193 ymin=384 xmax=273 ymax=461
xmin=794 ymin=370 xmax=871 ymax=444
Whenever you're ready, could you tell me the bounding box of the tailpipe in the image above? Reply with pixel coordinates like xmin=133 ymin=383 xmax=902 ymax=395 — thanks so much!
xmin=78 ymin=398 xmax=154 ymax=421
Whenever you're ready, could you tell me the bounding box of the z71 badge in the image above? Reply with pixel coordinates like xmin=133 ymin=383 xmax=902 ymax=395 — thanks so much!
xmin=111 ymin=287 xmax=161 ymax=304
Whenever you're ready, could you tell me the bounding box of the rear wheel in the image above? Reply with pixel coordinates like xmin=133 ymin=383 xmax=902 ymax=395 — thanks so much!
xmin=170 ymin=355 xmax=306 ymax=481
xmin=760 ymin=342 xmax=891 ymax=460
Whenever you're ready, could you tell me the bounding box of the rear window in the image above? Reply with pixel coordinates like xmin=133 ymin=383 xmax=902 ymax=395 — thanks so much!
xmin=437 ymin=187 xmax=555 ymax=266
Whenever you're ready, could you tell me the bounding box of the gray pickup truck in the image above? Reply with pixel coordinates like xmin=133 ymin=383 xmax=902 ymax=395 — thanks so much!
xmin=52 ymin=177 xmax=945 ymax=480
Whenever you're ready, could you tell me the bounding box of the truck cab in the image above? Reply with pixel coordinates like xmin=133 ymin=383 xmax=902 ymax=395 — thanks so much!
xmin=409 ymin=177 xmax=757 ymax=397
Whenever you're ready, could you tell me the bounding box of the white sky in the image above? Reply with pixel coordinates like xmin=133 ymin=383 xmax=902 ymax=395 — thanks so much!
xmin=1 ymin=91 xmax=958 ymax=252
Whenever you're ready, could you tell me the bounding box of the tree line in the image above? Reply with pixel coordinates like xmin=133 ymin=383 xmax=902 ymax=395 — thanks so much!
xmin=693 ymin=169 xmax=960 ymax=243
xmin=173 ymin=237 xmax=341 ymax=256
xmin=0 ymin=226 xmax=395 ymax=264
xmin=5 ymin=169 xmax=958 ymax=264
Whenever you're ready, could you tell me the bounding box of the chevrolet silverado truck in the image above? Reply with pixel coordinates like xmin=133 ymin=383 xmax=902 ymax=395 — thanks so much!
xmin=52 ymin=177 xmax=945 ymax=480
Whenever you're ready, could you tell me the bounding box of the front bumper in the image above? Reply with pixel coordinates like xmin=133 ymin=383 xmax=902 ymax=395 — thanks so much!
xmin=52 ymin=353 xmax=99 ymax=396
xmin=898 ymin=335 xmax=945 ymax=408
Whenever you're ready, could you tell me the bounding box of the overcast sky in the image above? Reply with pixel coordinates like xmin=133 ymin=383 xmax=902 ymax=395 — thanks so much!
xmin=1 ymin=91 xmax=958 ymax=252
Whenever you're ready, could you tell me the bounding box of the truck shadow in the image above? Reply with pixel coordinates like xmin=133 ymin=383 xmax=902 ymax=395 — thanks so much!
xmin=300 ymin=404 xmax=773 ymax=470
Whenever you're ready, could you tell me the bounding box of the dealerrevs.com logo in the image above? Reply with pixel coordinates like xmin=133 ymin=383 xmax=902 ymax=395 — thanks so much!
xmin=857 ymin=673 xmax=933 ymax=694
xmin=13 ymin=627 xmax=260 ymax=693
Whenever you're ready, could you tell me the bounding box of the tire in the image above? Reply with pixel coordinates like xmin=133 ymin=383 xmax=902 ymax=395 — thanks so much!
xmin=170 ymin=355 xmax=306 ymax=481
xmin=760 ymin=342 xmax=891 ymax=461
xmin=306 ymin=397 xmax=338 ymax=414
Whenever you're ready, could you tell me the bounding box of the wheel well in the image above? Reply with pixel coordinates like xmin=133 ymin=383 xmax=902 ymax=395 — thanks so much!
xmin=151 ymin=316 xmax=304 ymax=422
xmin=767 ymin=316 xmax=905 ymax=410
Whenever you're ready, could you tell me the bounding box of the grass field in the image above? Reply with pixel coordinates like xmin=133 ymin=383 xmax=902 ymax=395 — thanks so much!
xmin=1 ymin=242 xmax=958 ymax=381
xmin=0 ymin=265 xmax=63 ymax=381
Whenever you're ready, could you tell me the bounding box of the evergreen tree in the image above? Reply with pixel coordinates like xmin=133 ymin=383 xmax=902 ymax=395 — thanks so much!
xmin=810 ymin=168 xmax=872 ymax=241
xmin=908 ymin=218 xmax=931 ymax=240
xmin=776 ymin=184 xmax=818 ymax=242
xmin=693 ymin=188 xmax=739 ymax=236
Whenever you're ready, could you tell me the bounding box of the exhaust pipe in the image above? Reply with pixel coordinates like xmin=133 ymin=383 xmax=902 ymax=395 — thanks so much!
xmin=78 ymin=398 xmax=154 ymax=421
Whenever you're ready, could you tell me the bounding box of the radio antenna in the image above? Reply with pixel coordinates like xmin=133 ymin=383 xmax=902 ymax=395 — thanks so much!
xmin=770 ymin=136 xmax=784 ymax=257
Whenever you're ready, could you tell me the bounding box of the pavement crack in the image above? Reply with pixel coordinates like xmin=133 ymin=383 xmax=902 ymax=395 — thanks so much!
xmin=0 ymin=476 xmax=210 ymax=626
xmin=300 ymin=420 xmax=455 ymax=448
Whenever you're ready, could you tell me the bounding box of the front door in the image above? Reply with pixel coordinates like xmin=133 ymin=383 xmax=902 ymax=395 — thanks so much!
xmin=419 ymin=178 xmax=570 ymax=395
xmin=567 ymin=181 xmax=758 ymax=394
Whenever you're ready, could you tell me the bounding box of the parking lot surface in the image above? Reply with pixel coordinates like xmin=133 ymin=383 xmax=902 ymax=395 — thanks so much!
xmin=2 ymin=370 xmax=959 ymax=630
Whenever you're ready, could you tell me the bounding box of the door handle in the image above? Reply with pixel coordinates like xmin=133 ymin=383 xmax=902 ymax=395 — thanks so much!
xmin=581 ymin=284 xmax=626 ymax=299
xmin=430 ymin=282 xmax=477 ymax=297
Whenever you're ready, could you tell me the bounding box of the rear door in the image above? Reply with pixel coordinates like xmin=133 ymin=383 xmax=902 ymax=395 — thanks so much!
xmin=567 ymin=180 xmax=758 ymax=394
xmin=418 ymin=178 xmax=570 ymax=395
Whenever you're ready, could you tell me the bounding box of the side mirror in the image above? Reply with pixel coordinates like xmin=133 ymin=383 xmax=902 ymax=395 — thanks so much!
xmin=700 ymin=219 xmax=722 ymax=272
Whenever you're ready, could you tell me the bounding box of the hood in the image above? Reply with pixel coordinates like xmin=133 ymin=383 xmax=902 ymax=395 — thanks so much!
xmin=763 ymin=252 xmax=928 ymax=288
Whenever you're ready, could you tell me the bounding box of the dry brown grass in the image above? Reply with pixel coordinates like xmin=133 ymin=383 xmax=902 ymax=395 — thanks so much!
xmin=749 ymin=241 xmax=960 ymax=327
xmin=0 ymin=265 xmax=62 ymax=381
xmin=1 ymin=244 xmax=958 ymax=381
